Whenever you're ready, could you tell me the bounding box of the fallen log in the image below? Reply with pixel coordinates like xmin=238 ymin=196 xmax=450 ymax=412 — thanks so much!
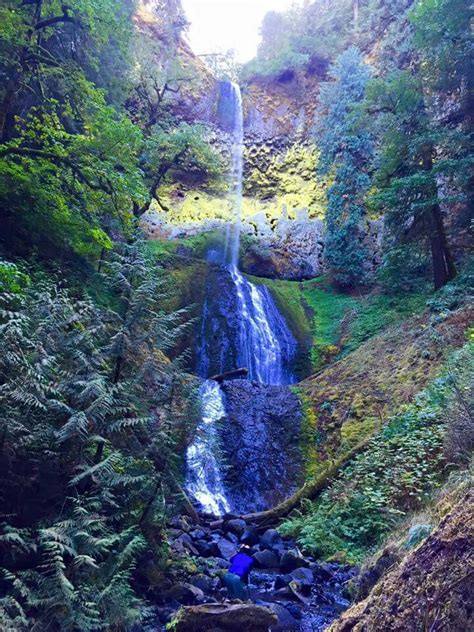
xmin=209 ymin=367 xmax=248 ymax=383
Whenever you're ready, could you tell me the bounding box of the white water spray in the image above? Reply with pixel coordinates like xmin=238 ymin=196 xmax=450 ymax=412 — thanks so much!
xmin=186 ymin=380 xmax=231 ymax=515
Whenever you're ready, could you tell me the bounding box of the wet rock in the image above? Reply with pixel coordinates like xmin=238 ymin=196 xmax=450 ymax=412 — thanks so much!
xmin=313 ymin=562 xmax=335 ymax=582
xmin=224 ymin=518 xmax=247 ymax=536
xmin=283 ymin=602 xmax=303 ymax=620
xmin=290 ymin=567 xmax=313 ymax=586
xmin=189 ymin=528 xmax=207 ymax=541
xmin=173 ymin=533 xmax=199 ymax=556
xmin=189 ymin=574 xmax=215 ymax=593
xmin=225 ymin=531 xmax=239 ymax=544
xmin=260 ymin=528 xmax=283 ymax=549
xmin=274 ymin=574 xmax=292 ymax=589
xmin=172 ymin=602 xmax=278 ymax=632
xmin=168 ymin=582 xmax=205 ymax=605
xmin=266 ymin=602 xmax=300 ymax=631
xmin=194 ymin=539 xmax=218 ymax=558
xmin=253 ymin=549 xmax=280 ymax=569
xmin=240 ymin=526 xmax=260 ymax=546
xmin=221 ymin=380 xmax=303 ymax=512
xmin=216 ymin=538 xmax=238 ymax=560
xmin=280 ymin=550 xmax=309 ymax=573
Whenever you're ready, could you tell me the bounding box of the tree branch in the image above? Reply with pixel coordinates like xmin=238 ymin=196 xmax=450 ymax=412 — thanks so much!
xmin=35 ymin=15 xmax=77 ymax=30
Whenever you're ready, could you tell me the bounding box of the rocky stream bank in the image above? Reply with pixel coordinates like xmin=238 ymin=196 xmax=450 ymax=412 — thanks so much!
xmin=141 ymin=514 xmax=355 ymax=632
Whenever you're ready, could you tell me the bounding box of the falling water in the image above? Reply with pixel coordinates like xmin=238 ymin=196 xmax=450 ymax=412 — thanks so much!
xmin=186 ymin=81 xmax=297 ymax=514
xmin=224 ymin=81 xmax=244 ymax=267
xmin=186 ymin=380 xmax=231 ymax=515
xmin=224 ymin=82 xmax=296 ymax=385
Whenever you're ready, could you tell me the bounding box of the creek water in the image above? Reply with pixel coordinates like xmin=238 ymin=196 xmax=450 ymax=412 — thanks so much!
xmin=186 ymin=81 xmax=297 ymax=515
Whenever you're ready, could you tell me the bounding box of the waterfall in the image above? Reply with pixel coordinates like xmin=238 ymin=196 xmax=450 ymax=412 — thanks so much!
xmin=186 ymin=81 xmax=297 ymax=515
xmin=224 ymin=82 xmax=296 ymax=385
xmin=224 ymin=81 xmax=244 ymax=267
xmin=230 ymin=268 xmax=296 ymax=385
xmin=186 ymin=380 xmax=230 ymax=516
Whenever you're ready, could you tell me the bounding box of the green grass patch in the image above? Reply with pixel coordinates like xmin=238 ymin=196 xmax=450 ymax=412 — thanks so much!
xmin=301 ymin=276 xmax=357 ymax=370
xmin=343 ymin=287 xmax=432 ymax=356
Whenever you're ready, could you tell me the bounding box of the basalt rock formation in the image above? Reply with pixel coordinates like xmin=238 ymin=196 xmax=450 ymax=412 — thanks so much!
xmin=220 ymin=380 xmax=303 ymax=513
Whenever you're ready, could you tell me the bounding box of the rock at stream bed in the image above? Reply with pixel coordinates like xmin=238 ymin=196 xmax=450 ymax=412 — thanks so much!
xmin=280 ymin=550 xmax=309 ymax=573
xmin=172 ymin=602 xmax=278 ymax=632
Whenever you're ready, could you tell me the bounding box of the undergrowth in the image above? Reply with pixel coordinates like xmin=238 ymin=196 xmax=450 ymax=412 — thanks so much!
xmin=281 ymin=340 xmax=473 ymax=564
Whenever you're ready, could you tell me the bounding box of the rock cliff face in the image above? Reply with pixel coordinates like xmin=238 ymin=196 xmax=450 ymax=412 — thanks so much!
xmin=328 ymin=491 xmax=474 ymax=632
xmin=136 ymin=3 xmax=382 ymax=279
xmin=220 ymin=380 xmax=303 ymax=513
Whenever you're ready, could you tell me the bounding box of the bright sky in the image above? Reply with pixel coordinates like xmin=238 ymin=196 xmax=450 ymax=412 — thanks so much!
xmin=181 ymin=0 xmax=297 ymax=63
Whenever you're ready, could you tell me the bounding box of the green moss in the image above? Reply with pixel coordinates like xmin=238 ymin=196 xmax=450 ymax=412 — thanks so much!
xmin=293 ymin=387 xmax=324 ymax=478
xmin=339 ymin=417 xmax=379 ymax=454
xmin=302 ymin=276 xmax=357 ymax=370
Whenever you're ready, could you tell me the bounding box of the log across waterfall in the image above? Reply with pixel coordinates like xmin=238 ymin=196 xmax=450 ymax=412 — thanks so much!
xmin=186 ymin=81 xmax=301 ymax=516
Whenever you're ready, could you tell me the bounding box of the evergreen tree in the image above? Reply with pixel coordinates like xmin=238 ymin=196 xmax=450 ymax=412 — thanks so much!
xmin=368 ymin=71 xmax=458 ymax=290
xmin=316 ymin=47 xmax=373 ymax=287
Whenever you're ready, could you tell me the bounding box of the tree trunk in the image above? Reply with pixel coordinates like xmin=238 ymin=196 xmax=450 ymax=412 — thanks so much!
xmin=422 ymin=149 xmax=456 ymax=290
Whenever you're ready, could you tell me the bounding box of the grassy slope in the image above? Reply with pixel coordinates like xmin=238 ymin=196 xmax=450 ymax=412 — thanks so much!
xmin=280 ymin=271 xmax=473 ymax=564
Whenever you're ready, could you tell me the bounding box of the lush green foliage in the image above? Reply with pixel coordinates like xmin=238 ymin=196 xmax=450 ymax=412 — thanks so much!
xmin=0 ymin=243 xmax=196 ymax=630
xmin=343 ymin=287 xmax=431 ymax=355
xmin=301 ymin=277 xmax=356 ymax=369
xmin=0 ymin=0 xmax=222 ymax=260
xmin=281 ymin=342 xmax=473 ymax=562
xmin=316 ymin=48 xmax=373 ymax=287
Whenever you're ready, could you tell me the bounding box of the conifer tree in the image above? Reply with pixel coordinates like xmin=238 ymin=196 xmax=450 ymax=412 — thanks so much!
xmin=316 ymin=47 xmax=373 ymax=287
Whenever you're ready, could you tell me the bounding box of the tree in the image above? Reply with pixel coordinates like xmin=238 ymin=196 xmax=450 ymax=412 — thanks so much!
xmin=368 ymin=70 xmax=460 ymax=290
xmin=0 ymin=0 xmax=146 ymax=259
xmin=316 ymin=47 xmax=373 ymax=287
xmin=137 ymin=122 xmax=223 ymax=215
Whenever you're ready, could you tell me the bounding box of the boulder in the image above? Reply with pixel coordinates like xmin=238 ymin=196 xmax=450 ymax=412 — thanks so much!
xmin=189 ymin=574 xmax=215 ymax=593
xmin=172 ymin=602 xmax=278 ymax=632
xmin=274 ymin=574 xmax=292 ymax=590
xmin=216 ymin=538 xmax=238 ymax=560
xmin=290 ymin=567 xmax=313 ymax=586
xmin=168 ymin=582 xmax=205 ymax=605
xmin=189 ymin=528 xmax=207 ymax=541
xmin=280 ymin=550 xmax=309 ymax=573
xmin=225 ymin=531 xmax=239 ymax=544
xmin=224 ymin=518 xmax=247 ymax=536
xmin=240 ymin=526 xmax=260 ymax=546
xmin=260 ymin=528 xmax=283 ymax=549
xmin=253 ymin=549 xmax=280 ymax=569
xmin=267 ymin=603 xmax=300 ymax=631
xmin=312 ymin=561 xmax=334 ymax=582
xmin=194 ymin=539 xmax=218 ymax=558
xmin=173 ymin=533 xmax=199 ymax=556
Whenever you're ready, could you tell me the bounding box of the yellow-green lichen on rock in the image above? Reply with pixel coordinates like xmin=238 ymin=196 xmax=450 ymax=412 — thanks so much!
xmin=244 ymin=142 xmax=328 ymax=219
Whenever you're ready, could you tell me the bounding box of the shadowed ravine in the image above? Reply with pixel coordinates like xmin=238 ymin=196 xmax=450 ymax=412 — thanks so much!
xmin=178 ymin=83 xmax=354 ymax=632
